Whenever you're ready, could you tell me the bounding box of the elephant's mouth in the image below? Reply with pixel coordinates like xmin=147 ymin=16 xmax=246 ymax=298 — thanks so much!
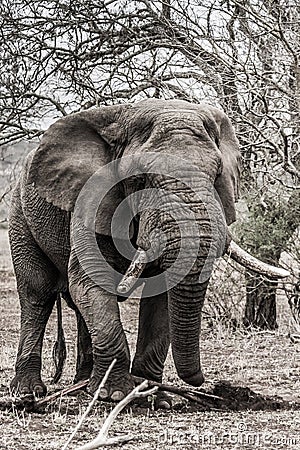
xmin=117 ymin=238 xmax=289 ymax=294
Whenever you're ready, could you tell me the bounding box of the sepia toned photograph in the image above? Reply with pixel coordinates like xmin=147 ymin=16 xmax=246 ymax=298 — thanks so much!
xmin=0 ymin=1 xmax=299 ymax=449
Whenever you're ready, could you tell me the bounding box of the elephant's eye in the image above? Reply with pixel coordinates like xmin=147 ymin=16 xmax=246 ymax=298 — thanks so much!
xmin=134 ymin=174 xmax=146 ymax=189
xmin=217 ymin=158 xmax=223 ymax=175
xmin=125 ymin=174 xmax=145 ymax=191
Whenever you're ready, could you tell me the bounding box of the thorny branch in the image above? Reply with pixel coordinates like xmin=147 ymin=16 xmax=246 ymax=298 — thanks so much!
xmin=73 ymin=380 xmax=158 ymax=450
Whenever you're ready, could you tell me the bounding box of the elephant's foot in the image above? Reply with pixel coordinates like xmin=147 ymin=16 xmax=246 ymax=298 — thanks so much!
xmin=10 ymin=373 xmax=46 ymax=397
xmin=131 ymin=357 xmax=164 ymax=386
xmin=131 ymin=361 xmax=172 ymax=409
xmin=74 ymin=366 xmax=93 ymax=384
xmin=87 ymin=371 xmax=135 ymax=402
xmin=11 ymin=355 xmax=46 ymax=396
xmin=181 ymin=370 xmax=205 ymax=387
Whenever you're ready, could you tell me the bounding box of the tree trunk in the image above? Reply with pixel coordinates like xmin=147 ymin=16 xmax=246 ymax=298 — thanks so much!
xmin=243 ymin=272 xmax=278 ymax=330
xmin=288 ymin=278 xmax=300 ymax=323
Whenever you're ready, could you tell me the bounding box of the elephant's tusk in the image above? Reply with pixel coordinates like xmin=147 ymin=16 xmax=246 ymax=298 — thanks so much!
xmin=117 ymin=248 xmax=148 ymax=294
xmin=227 ymin=240 xmax=290 ymax=279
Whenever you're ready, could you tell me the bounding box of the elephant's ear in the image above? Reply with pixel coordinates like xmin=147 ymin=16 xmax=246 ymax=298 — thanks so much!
xmin=28 ymin=105 xmax=131 ymax=236
xmin=207 ymin=107 xmax=241 ymax=225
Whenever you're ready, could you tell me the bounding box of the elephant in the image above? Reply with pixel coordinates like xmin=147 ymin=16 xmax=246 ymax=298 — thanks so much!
xmin=9 ymin=98 xmax=289 ymax=405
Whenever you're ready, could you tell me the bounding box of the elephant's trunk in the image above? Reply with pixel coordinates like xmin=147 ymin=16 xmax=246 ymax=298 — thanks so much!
xmin=160 ymin=217 xmax=215 ymax=386
xmin=118 ymin=177 xmax=221 ymax=386
xmin=168 ymin=277 xmax=207 ymax=386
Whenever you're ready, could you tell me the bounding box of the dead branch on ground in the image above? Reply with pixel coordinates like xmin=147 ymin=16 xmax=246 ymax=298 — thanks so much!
xmin=0 ymin=375 xmax=222 ymax=412
xmin=1 ymin=374 xmax=299 ymax=415
xmin=62 ymin=359 xmax=117 ymax=450
xmin=73 ymin=380 xmax=158 ymax=450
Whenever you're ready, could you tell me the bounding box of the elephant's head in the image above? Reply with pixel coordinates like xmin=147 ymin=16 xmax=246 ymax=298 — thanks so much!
xmin=28 ymin=99 xmax=289 ymax=386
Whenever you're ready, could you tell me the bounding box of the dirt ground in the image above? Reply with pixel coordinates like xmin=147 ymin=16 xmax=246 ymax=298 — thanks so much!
xmin=1 ymin=228 xmax=300 ymax=449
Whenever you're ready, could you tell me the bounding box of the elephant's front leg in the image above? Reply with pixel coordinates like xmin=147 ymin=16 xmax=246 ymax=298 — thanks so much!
xmin=68 ymin=250 xmax=134 ymax=401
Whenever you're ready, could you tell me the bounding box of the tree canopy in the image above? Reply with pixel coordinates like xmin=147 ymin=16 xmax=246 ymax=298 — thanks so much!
xmin=1 ymin=0 xmax=299 ymax=326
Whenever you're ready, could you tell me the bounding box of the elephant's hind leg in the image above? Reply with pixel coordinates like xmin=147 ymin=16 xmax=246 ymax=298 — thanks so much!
xmin=74 ymin=313 xmax=93 ymax=382
xmin=9 ymin=218 xmax=59 ymax=396
xmin=62 ymin=292 xmax=93 ymax=383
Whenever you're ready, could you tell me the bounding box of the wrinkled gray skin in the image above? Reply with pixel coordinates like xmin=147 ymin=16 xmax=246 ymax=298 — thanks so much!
xmin=9 ymin=99 xmax=240 ymax=403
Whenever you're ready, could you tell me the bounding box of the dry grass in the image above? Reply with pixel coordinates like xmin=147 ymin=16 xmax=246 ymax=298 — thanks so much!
xmin=1 ymin=228 xmax=300 ymax=449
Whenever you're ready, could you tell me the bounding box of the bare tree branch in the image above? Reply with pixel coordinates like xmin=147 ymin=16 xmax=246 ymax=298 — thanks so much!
xmin=63 ymin=377 xmax=158 ymax=450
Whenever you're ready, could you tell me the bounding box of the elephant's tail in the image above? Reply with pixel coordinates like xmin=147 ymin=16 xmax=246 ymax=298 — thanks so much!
xmin=51 ymin=294 xmax=67 ymax=384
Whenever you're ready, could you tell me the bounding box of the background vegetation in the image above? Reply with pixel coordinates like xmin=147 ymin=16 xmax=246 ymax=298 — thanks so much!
xmin=1 ymin=0 xmax=299 ymax=327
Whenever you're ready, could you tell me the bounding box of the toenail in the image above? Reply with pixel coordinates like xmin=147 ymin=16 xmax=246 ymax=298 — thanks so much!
xmin=158 ymin=400 xmax=171 ymax=410
xmin=111 ymin=390 xmax=125 ymax=402
xmin=99 ymin=388 xmax=109 ymax=398
xmin=33 ymin=385 xmax=45 ymax=397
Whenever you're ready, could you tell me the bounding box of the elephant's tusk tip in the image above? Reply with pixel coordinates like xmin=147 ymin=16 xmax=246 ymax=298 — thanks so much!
xmin=117 ymin=275 xmax=139 ymax=294
xmin=117 ymin=284 xmax=129 ymax=294
xmin=274 ymin=268 xmax=290 ymax=279
xmin=117 ymin=248 xmax=147 ymax=295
